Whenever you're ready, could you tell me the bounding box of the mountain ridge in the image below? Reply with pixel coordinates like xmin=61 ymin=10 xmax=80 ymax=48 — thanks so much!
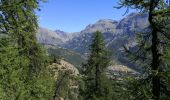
xmin=37 ymin=13 xmax=148 ymax=47
xmin=37 ymin=12 xmax=149 ymax=71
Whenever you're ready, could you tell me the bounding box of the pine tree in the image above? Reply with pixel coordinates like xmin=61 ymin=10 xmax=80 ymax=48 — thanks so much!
xmin=118 ymin=0 xmax=170 ymax=99
xmin=81 ymin=31 xmax=112 ymax=100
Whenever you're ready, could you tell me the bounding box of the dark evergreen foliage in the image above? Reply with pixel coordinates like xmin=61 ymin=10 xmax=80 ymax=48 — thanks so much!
xmin=80 ymin=31 xmax=112 ymax=100
xmin=0 ymin=0 xmax=55 ymax=99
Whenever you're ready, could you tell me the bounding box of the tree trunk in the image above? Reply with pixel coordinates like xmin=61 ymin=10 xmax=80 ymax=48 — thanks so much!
xmin=95 ymin=63 xmax=99 ymax=92
xmin=151 ymin=28 xmax=160 ymax=100
xmin=149 ymin=0 xmax=160 ymax=99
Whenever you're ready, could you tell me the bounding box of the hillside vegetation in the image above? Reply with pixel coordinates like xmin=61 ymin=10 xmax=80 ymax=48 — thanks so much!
xmin=1 ymin=0 xmax=170 ymax=100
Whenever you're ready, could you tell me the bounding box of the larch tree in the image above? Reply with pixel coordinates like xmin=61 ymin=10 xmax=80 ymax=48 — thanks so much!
xmin=118 ymin=0 xmax=170 ymax=99
xmin=0 ymin=0 xmax=55 ymax=99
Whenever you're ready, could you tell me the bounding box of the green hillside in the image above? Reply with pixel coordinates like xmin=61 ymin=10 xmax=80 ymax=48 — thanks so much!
xmin=45 ymin=45 xmax=86 ymax=69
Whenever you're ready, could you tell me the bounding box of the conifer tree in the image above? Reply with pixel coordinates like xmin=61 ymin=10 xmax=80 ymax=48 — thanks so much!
xmin=118 ymin=0 xmax=170 ymax=99
xmin=0 ymin=0 xmax=55 ymax=99
xmin=81 ymin=31 xmax=112 ymax=100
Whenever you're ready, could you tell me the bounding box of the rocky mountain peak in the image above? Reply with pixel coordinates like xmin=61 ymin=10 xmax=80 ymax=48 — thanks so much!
xmin=116 ymin=13 xmax=149 ymax=33
xmin=55 ymin=30 xmax=69 ymax=38
xmin=82 ymin=19 xmax=118 ymax=33
xmin=96 ymin=19 xmax=118 ymax=24
xmin=37 ymin=27 xmax=71 ymax=46
xmin=125 ymin=12 xmax=138 ymax=18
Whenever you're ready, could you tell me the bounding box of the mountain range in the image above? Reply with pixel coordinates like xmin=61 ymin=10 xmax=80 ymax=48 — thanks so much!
xmin=37 ymin=13 xmax=149 ymax=71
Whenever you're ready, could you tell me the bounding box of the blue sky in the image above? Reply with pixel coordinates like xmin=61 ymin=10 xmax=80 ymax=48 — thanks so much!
xmin=37 ymin=0 xmax=135 ymax=33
